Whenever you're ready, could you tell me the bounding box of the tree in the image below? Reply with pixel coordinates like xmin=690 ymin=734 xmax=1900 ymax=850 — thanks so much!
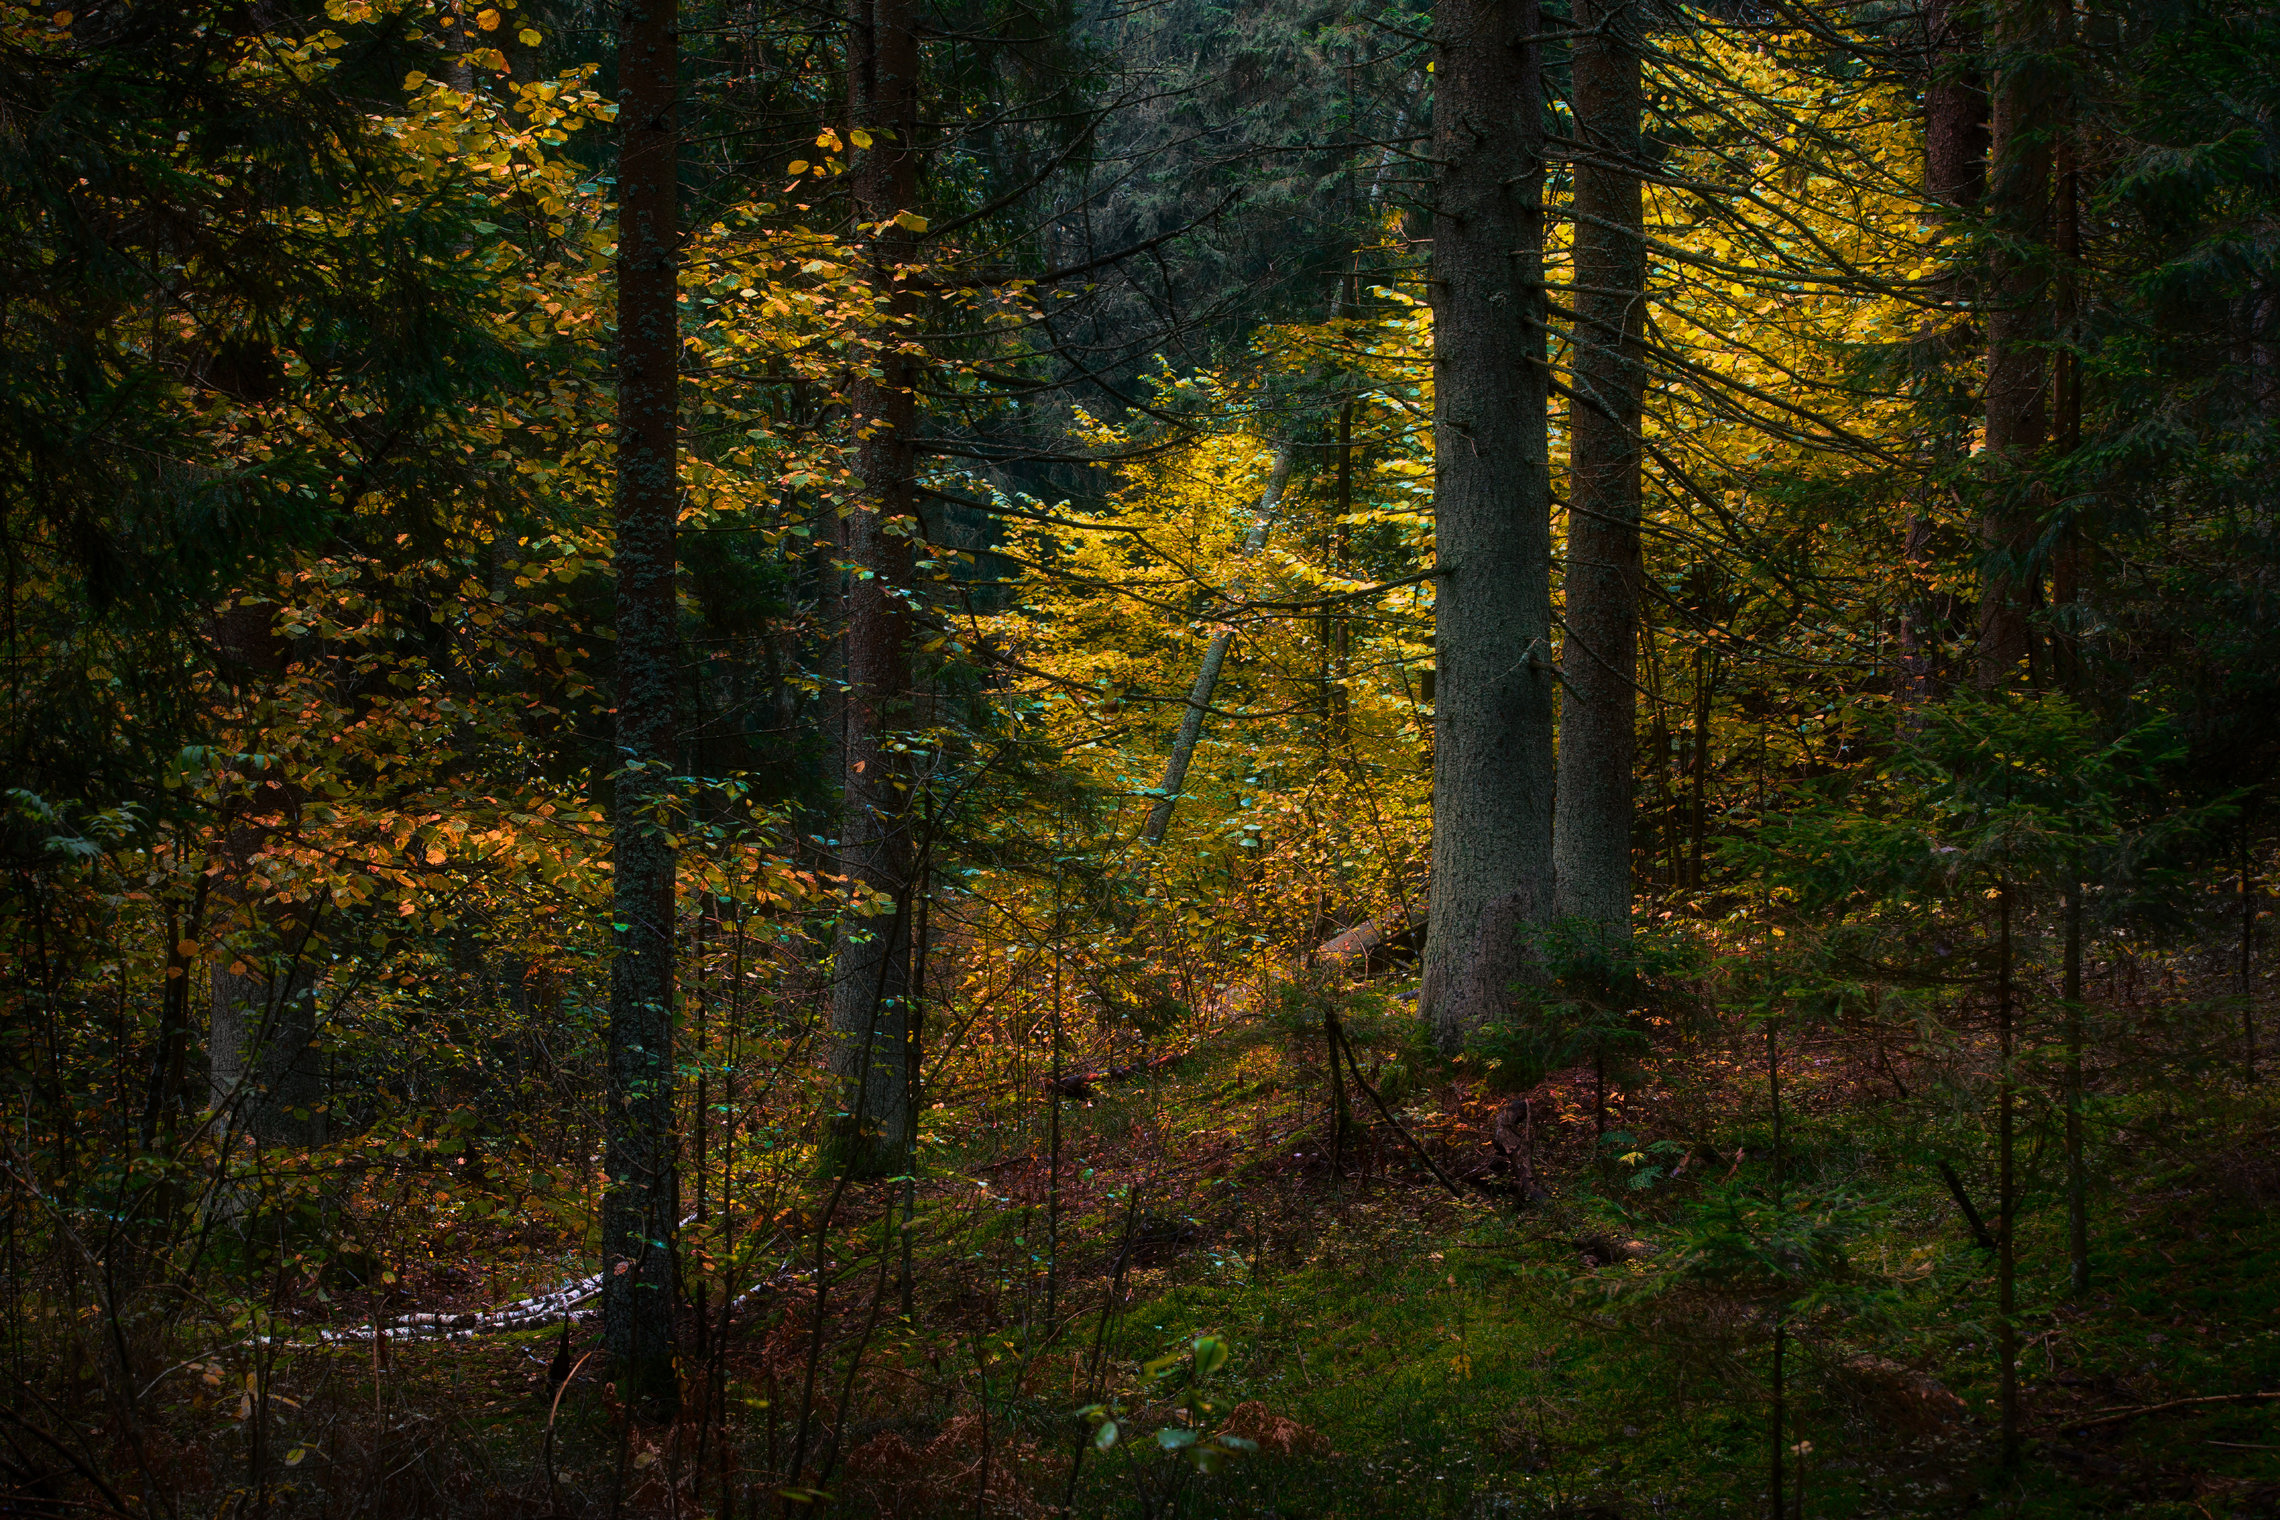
xmin=1420 ymin=0 xmax=1556 ymax=1051
xmin=828 ymin=0 xmax=925 ymax=1179
xmin=1553 ymin=0 xmax=1649 ymax=942
xmin=1143 ymin=444 xmax=1295 ymax=846
xmin=602 ymin=0 xmax=682 ymax=1416
xmin=205 ymin=605 xmax=325 ymax=1149
xmin=1976 ymin=0 xmax=2052 ymax=690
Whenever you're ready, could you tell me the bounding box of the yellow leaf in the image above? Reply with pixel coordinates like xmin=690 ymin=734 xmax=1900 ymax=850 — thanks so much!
xmin=518 ymin=27 xmax=542 ymax=45
xmin=403 ymin=70 xmax=429 ymax=90
xmin=850 ymin=127 xmax=874 ymax=149
xmin=787 ymin=160 xmax=809 ymax=175
xmin=284 ymin=1447 xmax=308 ymax=1467
xmin=475 ymin=7 xmax=502 ymax=30
xmin=892 ymin=209 xmax=929 ymax=232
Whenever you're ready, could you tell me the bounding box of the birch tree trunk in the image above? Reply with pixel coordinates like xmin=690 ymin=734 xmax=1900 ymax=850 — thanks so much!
xmin=602 ymin=0 xmax=681 ymax=1416
xmin=1420 ymin=0 xmax=1555 ymax=1052
xmin=1552 ymin=0 xmax=1647 ymax=941
xmin=1143 ymin=444 xmax=1293 ymax=845
xmin=828 ymin=0 xmax=923 ymax=1178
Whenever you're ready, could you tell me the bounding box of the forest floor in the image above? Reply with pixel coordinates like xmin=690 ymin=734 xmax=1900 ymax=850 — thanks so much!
xmin=110 ymin=975 xmax=2280 ymax=1519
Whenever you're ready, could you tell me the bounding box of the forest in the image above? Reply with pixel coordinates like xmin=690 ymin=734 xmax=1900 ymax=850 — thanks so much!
xmin=3 ymin=0 xmax=2278 ymax=1514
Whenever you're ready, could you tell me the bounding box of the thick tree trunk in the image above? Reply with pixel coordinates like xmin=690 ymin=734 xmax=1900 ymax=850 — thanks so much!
xmin=206 ymin=603 xmax=325 ymax=1148
xmin=1143 ymin=445 xmax=1293 ymax=845
xmin=1907 ymin=0 xmax=1988 ymax=711
xmin=2050 ymin=6 xmax=2086 ymax=691
xmin=1553 ymin=0 xmax=1646 ymax=941
xmin=603 ymin=0 xmax=681 ymax=1417
xmin=828 ymin=0 xmax=923 ymax=1178
xmin=1420 ymin=0 xmax=1554 ymax=1052
xmin=1924 ymin=0 xmax=1988 ymax=208
xmin=1978 ymin=0 xmax=2052 ymax=690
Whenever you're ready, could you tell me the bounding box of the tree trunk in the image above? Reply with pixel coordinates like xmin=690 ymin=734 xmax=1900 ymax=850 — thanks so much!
xmin=206 ymin=604 xmax=325 ymax=1149
xmin=603 ymin=0 xmax=681 ymax=1418
xmin=1996 ymin=876 xmax=2019 ymax=1468
xmin=1420 ymin=0 xmax=1555 ymax=1052
xmin=2064 ymin=866 xmax=2088 ymax=1295
xmin=1640 ymin=621 xmax=1675 ymax=893
xmin=828 ymin=0 xmax=923 ymax=1178
xmin=1143 ymin=445 xmax=1293 ymax=845
xmin=1553 ymin=0 xmax=1647 ymax=942
xmin=1766 ymin=1021 xmax=1787 ymax=1520
xmin=1326 ymin=386 xmax=1355 ymax=761
xmin=1911 ymin=0 xmax=1987 ymax=710
xmin=2243 ymin=822 xmax=2260 ymax=1084
xmin=1689 ymin=645 xmax=1713 ymax=893
xmin=1978 ymin=0 xmax=2052 ymax=690
xmin=1924 ymin=0 xmax=1988 ymax=209
xmin=2050 ymin=17 xmax=2086 ymax=689
xmin=141 ymin=874 xmax=208 ymax=1152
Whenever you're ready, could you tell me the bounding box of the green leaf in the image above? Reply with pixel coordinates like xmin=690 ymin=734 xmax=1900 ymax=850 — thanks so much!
xmin=1192 ymin=1335 xmax=1229 ymax=1377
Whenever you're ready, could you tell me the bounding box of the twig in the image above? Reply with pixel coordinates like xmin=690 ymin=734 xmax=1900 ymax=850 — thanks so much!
xmin=544 ymin=1349 xmax=597 ymax=1514
xmin=2038 ymin=1391 xmax=2280 ymax=1434
xmin=1934 ymin=1158 xmax=1996 ymax=1252
xmin=1333 ymin=1026 xmax=1480 ymax=1202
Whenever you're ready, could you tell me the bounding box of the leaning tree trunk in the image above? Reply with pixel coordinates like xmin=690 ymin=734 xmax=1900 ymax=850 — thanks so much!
xmin=1978 ymin=0 xmax=2052 ymax=690
xmin=1143 ymin=444 xmax=1293 ymax=846
xmin=1420 ymin=0 xmax=1555 ymax=1052
xmin=206 ymin=603 xmax=325 ymax=1149
xmin=828 ymin=0 xmax=923 ymax=1179
xmin=1552 ymin=0 xmax=1647 ymax=943
xmin=602 ymin=0 xmax=681 ymax=1417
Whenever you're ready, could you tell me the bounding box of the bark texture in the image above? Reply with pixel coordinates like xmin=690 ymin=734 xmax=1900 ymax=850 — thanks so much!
xmin=1902 ymin=0 xmax=1989 ymax=711
xmin=602 ymin=0 xmax=681 ymax=1415
xmin=1978 ymin=0 xmax=2052 ymax=690
xmin=1420 ymin=0 xmax=1555 ymax=1052
xmin=1924 ymin=0 xmax=1989 ymax=207
xmin=1553 ymin=0 xmax=1647 ymax=939
xmin=828 ymin=0 xmax=923 ymax=1179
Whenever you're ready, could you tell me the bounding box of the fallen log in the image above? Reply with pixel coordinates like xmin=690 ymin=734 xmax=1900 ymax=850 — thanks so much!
xmin=1313 ymin=917 xmax=1426 ymax=974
